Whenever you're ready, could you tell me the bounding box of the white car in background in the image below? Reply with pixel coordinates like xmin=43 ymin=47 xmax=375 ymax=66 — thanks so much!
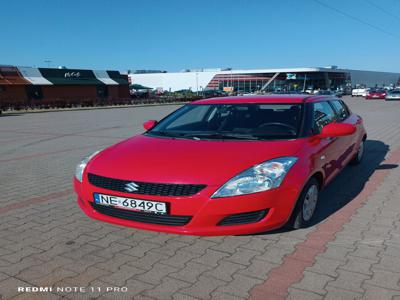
xmin=352 ymin=88 xmax=369 ymax=97
xmin=385 ymin=90 xmax=400 ymax=101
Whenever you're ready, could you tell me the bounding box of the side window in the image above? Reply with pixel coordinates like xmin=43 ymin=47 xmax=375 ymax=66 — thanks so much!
xmin=331 ymin=100 xmax=350 ymax=122
xmin=312 ymin=102 xmax=336 ymax=134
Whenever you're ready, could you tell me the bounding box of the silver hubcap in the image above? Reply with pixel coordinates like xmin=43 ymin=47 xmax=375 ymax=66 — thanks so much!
xmin=357 ymin=142 xmax=364 ymax=161
xmin=302 ymin=184 xmax=318 ymax=221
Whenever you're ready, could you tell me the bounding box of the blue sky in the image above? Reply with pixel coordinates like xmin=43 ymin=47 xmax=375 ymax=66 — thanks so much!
xmin=2 ymin=0 xmax=400 ymax=72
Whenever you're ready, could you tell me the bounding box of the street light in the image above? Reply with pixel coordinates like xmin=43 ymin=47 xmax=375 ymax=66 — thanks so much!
xmin=196 ymin=72 xmax=199 ymax=95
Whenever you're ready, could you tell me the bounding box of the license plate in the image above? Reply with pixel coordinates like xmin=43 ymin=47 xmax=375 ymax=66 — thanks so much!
xmin=94 ymin=193 xmax=167 ymax=214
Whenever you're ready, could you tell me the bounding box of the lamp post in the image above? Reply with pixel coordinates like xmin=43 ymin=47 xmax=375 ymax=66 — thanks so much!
xmin=196 ymin=72 xmax=199 ymax=95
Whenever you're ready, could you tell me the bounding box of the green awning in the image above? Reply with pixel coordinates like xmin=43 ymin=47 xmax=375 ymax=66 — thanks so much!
xmin=107 ymin=71 xmax=129 ymax=85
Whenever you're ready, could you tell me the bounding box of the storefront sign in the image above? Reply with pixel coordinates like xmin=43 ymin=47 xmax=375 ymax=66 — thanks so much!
xmin=64 ymin=72 xmax=81 ymax=78
xmin=223 ymin=86 xmax=234 ymax=92
xmin=286 ymin=73 xmax=296 ymax=80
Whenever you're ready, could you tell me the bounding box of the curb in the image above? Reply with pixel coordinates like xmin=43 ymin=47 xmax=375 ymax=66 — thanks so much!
xmin=1 ymin=102 xmax=187 ymax=115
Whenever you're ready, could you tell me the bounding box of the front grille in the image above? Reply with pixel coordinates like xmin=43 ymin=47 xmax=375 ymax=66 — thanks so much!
xmin=88 ymin=173 xmax=206 ymax=196
xmin=217 ymin=209 xmax=268 ymax=226
xmin=91 ymin=202 xmax=192 ymax=226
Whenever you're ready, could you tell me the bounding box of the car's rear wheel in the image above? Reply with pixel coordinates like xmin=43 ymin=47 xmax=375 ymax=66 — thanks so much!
xmin=287 ymin=178 xmax=319 ymax=229
xmin=350 ymin=140 xmax=365 ymax=165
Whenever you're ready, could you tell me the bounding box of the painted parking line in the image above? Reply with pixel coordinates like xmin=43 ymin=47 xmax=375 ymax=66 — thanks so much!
xmin=250 ymin=147 xmax=400 ymax=300
xmin=0 ymin=189 xmax=74 ymax=215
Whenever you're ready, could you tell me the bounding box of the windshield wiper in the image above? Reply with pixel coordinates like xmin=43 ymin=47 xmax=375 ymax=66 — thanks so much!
xmin=147 ymin=131 xmax=184 ymax=138
xmin=149 ymin=131 xmax=296 ymax=140
xmin=147 ymin=131 xmax=213 ymax=140
xmin=182 ymin=132 xmax=261 ymax=140
xmin=148 ymin=131 xmax=267 ymax=140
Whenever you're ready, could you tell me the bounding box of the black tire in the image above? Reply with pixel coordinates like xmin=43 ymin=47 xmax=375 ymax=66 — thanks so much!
xmin=287 ymin=178 xmax=320 ymax=229
xmin=350 ymin=140 xmax=365 ymax=165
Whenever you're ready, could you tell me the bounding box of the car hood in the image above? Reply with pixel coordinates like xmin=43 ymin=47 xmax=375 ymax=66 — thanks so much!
xmin=87 ymin=134 xmax=304 ymax=186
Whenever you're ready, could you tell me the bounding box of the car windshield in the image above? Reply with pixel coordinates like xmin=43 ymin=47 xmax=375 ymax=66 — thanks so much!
xmin=146 ymin=103 xmax=303 ymax=140
xmin=370 ymin=89 xmax=385 ymax=93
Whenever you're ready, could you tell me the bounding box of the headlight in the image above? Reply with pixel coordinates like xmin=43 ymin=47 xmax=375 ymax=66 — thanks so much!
xmin=75 ymin=150 xmax=101 ymax=182
xmin=211 ymin=157 xmax=298 ymax=198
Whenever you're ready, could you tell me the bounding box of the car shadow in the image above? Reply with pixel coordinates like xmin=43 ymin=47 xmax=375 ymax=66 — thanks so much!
xmin=255 ymin=139 xmax=395 ymax=236
xmin=310 ymin=139 xmax=394 ymax=226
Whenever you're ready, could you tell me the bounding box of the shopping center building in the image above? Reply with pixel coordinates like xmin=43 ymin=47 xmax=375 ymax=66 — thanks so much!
xmin=128 ymin=67 xmax=400 ymax=93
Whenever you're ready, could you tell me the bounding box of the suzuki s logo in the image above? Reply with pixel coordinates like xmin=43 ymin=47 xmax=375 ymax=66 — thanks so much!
xmin=125 ymin=182 xmax=139 ymax=192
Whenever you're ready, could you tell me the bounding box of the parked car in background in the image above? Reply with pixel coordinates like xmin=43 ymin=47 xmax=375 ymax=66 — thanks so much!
xmin=335 ymin=90 xmax=344 ymax=98
xmin=352 ymin=87 xmax=368 ymax=97
xmin=202 ymin=89 xmax=227 ymax=98
xmin=315 ymin=90 xmax=332 ymax=96
xmin=343 ymin=86 xmax=353 ymax=95
xmin=74 ymin=95 xmax=366 ymax=236
xmin=305 ymin=87 xmax=314 ymax=94
xmin=365 ymin=88 xmax=386 ymax=100
xmin=385 ymin=89 xmax=400 ymax=101
xmin=315 ymin=90 xmax=343 ymax=98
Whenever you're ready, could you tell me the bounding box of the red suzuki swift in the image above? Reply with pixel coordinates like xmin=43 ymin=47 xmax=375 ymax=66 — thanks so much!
xmin=74 ymin=95 xmax=366 ymax=236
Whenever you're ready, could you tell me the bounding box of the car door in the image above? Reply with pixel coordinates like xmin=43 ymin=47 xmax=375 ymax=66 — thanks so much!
xmin=311 ymin=101 xmax=342 ymax=184
xmin=330 ymin=99 xmax=360 ymax=166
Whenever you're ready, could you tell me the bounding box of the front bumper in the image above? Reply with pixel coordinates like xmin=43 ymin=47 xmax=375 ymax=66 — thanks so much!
xmin=74 ymin=175 xmax=302 ymax=236
xmin=365 ymin=95 xmax=385 ymax=99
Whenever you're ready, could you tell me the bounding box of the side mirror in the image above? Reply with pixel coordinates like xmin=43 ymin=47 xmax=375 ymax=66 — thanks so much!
xmin=319 ymin=122 xmax=356 ymax=138
xmin=143 ymin=120 xmax=157 ymax=131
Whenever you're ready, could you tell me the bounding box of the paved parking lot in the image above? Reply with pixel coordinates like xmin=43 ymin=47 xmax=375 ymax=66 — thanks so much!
xmin=0 ymin=96 xmax=400 ymax=300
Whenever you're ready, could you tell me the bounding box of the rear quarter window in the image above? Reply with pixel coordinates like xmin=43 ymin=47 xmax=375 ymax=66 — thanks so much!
xmin=330 ymin=100 xmax=350 ymax=122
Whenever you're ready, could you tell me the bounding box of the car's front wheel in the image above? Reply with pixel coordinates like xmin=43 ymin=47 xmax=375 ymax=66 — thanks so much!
xmin=287 ymin=178 xmax=320 ymax=229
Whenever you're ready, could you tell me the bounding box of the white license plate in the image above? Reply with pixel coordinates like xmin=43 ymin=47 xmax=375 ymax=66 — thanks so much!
xmin=94 ymin=193 xmax=167 ymax=214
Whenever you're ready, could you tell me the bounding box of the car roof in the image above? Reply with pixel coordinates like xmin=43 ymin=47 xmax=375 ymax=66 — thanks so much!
xmin=192 ymin=94 xmax=334 ymax=105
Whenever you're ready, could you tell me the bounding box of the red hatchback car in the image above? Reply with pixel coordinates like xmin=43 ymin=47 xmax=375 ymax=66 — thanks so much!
xmin=365 ymin=88 xmax=386 ymax=99
xmin=74 ymin=95 xmax=366 ymax=236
